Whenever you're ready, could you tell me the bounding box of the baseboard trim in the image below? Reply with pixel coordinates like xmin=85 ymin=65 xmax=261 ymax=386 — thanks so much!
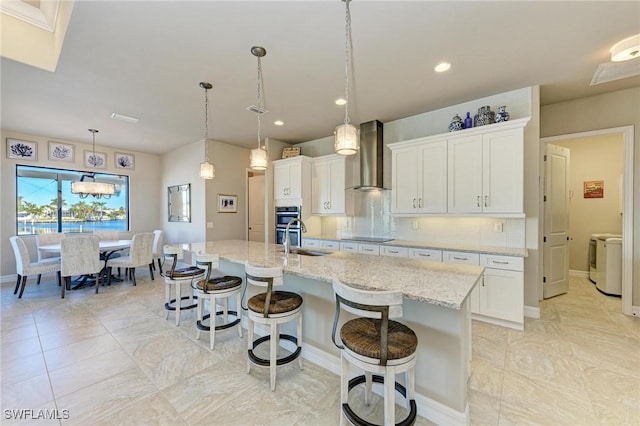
xmin=0 ymin=274 xmax=16 ymax=285
xmin=524 ymin=305 xmax=540 ymax=319
xmin=569 ymin=269 xmax=589 ymax=278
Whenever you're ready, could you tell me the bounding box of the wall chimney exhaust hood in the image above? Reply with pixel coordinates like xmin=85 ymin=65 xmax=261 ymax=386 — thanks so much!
xmin=350 ymin=120 xmax=387 ymax=191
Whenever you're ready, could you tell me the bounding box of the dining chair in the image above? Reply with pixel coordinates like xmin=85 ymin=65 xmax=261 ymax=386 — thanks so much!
xmin=93 ymin=231 xmax=121 ymax=241
xmin=60 ymin=235 xmax=102 ymax=298
xmin=150 ymin=230 xmax=164 ymax=273
xmin=36 ymin=232 xmax=64 ymax=265
xmin=106 ymin=232 xmax=154 ymax=286
xmin=9 ymin=236 xmax=61 ymax=298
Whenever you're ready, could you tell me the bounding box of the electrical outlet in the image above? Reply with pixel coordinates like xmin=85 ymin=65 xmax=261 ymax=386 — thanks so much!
xmin=412 ymin=220 xmax=419 ymax=230
xmin=207 ymin=222 xmax=213 ymax=229
xmin=494 ymin=222 xmax=504 ymax=233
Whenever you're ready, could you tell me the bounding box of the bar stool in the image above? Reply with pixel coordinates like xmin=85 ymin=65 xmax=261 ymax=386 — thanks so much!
xmin=331 ymin=279 xmax=418 ymax=426
xmin=192 ymin=252 xmax=243 ymax=349
xmin=245 ymin=263 xmax=303 ymax=391
xmin=162 ymin=245 xmax=204 ymax=326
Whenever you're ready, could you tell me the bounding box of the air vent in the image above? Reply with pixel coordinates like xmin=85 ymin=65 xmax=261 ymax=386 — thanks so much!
xmin=246 ymin=105 xmax=268 ymax=114
xmin=590 ymin=59 xmax=640 ymax=86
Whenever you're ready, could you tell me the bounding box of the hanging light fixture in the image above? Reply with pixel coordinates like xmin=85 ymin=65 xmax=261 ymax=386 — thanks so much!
xmin=199 ymin=81 xmax=215 ymax=179
xmin=71 ymin=129 xmax=116 ymax=199
xmin=249 ymin=46 xmax=269 ymax=171
xmin=334 ymin=0 xmax=359 ymax=156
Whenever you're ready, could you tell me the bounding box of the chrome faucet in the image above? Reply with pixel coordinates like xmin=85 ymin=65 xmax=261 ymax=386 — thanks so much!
xmin=283 ymin=218 xmax=306 ymax=256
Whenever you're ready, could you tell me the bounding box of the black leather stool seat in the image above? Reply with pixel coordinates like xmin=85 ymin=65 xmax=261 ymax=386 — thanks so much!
xmin=195 ymin=275 xmax=242 ymax=292
xmin=341 ymin=318 xmax=418 ymax=360
xmin=248 ymin=291 xmax=302 ymax=315
xmin=166 ymin=266 xmax=203 ymax=279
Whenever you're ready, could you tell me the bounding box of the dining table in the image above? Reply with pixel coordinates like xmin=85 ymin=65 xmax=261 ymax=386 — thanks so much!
xmin=38 ymin=239 xmax=131 ymax=288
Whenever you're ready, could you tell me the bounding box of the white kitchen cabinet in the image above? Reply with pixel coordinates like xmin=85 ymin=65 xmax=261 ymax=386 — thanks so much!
xmin=448 ymin=128 xmax=524 ymax=214
xmin=358 ymin=244 xmax=380 ymax=256
xmin=442 ymin=250 xmax=480 ymax=265
xmin=340 ymin=242 xmax=359 ymax=253
xmin=273 ymin=156 xmax=312 ymax=204
xmin=391 ymin=140 xmax=447 ymax=214
xmin=311 ymin=154 xmax=353 ymax=215
xmin=477 ymin=254 xmax=524 ymax=328
xmin=321 ymin=240 xmax=340 ymax=250
xmin=302 ymin=238 xmax=321 ymax=248
xmin=409 ymin=248 xmax=443 ymax=261
xmin=303 ymin=238 xmax=339 ymax=250
xmin=380 ymin=246 xmax=408 ymax=258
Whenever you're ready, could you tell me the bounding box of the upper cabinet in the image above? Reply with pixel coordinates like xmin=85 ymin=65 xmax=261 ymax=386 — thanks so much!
xmin=389 ymin=117 xmax=529 ymax=217
xmin=273 ymin=156 xmax=312 ymax=206
xmin=392 ymin=140 xmax=447 ymax=214
xmin=311 ymin=154 xmax=354 ymax=215
xmin=448 ymin=127 xmax=524 ymax=214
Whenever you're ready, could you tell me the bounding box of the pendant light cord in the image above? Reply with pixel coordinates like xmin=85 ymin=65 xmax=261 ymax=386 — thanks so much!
xmin=204 ymin=86 xmax=209 ymax=161
xmin=257 ymin=55 xmax=263 ymax=150
xmin=343 ymin=0 xmax=352 ymax=126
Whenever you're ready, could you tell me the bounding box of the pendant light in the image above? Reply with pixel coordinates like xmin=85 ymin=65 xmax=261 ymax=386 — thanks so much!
xmin=249 ymin=46 xmax=269 ymax=171
xmin=199 ymin=82 xmax=215 ymax=179
xmin=71 ymin=129 xmax=116 ymax=199
xmin=334 ymin=0 xmax=359 ymax=156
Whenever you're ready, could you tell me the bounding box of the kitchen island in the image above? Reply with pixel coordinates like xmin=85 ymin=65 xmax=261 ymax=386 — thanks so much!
xmin=180 ymin=240 xmax=483 ymax=425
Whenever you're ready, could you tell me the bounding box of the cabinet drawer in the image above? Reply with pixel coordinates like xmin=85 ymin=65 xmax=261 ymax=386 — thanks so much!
xmin=380 ymin=246 xmax=408 ymax=258
xmin=443 ymin=251 xmax=479 ymax=265
xmin=302 ymin=239 xmax=320 ymax=248
xmin=358 ymin=244 xmax=380 ymax=256
xmin=340 ymin=242 xmax=359 ymax=253
xmin=409 ymin=248 xmax=443 ymax=261
xmin=480 ymin=254 xmax=523 ymax=271
xmin=322 ymin=240 xmax=340 ymax=250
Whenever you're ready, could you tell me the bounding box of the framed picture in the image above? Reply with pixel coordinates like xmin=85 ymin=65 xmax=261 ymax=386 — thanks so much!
xmin=48 ymin=141 xmax=74 ymax=162
xmin=7 ymin=138 xmax=37 ymax=161
xmin=84 ymin=150 xmax=107 ymax=169
xmin=115 ymin=152 xmax=135 ymax=169
xmin=282 ymin=146 xmax=301 ymax=159
xmin=584 ymin=180 xmax=604 ymax=198
xmin=217 ymin=194 xmax=238 ymax=213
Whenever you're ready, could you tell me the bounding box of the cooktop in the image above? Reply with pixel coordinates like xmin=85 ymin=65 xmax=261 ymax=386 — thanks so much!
xmin=341 ymin=237 xmax=394 ymax=243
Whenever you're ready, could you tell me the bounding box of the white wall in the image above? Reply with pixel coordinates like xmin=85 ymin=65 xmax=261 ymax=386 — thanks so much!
xmin=1 ymin=129 xmax=162 ymax=276
xmin=540 ymin=87 xmax=639 ymax=306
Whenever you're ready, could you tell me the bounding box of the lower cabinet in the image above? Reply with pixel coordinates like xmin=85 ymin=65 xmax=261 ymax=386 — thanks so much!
xmin=302 ymin=238 xmax=339 ymax=250
xmin=380 ymin=246 xmax=408 ymax=258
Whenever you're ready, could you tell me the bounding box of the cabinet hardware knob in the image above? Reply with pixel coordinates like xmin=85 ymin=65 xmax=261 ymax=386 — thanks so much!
xmin=412 ymin=198 xmax=416 ymax=208
xmin=453 ymin=256 xmax=467 ymax=261
xmin=484 ymin=195 xmax=488 ymax=207
xmin=418 ymin=198 xmax=423 ymax=208
xmin=389 ymin=250 xmax=398 ymax=254
xmin=477 ymin=196 xmax=480 ymax=207
xmin=492 ymin=260 xmax=509 ymax=264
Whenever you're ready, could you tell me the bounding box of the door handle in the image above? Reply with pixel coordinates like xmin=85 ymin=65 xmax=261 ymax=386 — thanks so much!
xmin=484 ymin=195 xmax=488 ymax=207
xmin=412 ymin=198 xmax=417 ymax=208
xmin=418 ymin=198 xmax=423 ymax=208
xmin=477 ymin=196 xmax=480 ymax=207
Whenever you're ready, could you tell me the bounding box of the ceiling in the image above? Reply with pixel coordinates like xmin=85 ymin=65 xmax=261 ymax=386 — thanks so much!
xmin=1 ymin=1 xmax=639 ymax=155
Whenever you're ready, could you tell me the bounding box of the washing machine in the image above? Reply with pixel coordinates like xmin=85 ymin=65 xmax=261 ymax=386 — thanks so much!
xmin=589 ymin=233 xmax=621 ymax=284
xmin=596 ymin=237 xmax=622 ymax=296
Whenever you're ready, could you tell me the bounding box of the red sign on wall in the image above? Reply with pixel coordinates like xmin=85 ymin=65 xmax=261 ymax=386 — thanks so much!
xmin=584 ymin=180 xmax=604 ymax=198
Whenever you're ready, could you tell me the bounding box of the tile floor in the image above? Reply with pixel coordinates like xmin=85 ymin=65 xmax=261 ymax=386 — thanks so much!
xmin=1 ymin=273 xmax=638 ymax=425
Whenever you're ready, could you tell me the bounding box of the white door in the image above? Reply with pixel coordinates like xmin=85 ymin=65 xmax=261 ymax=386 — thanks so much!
xmin=311 ymin=160 xmax=328 ymax=214
xmin=392 ymin=146 xmax=418 ymax=213
xmin=448 ymin=135 xmax=483 ymax=213
xmin=419 ymin=140 xmax=447 ymax=213
xmin=248 ymin=174 xmax=265 ymax=242
xmin=543 ymin=144 xmax=570 ymax=298
xmin=482 ymin=129 xmax=524 ymax=213
xmin=327 ymin=157 xmax=345 ymax=213
xmin=273 ymin=164 xmax=289 ymax=199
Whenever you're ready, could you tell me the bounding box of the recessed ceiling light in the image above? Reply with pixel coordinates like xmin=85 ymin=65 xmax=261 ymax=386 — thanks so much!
xmin=335 ymin=98 xmax=347 ymax=106
xmin=274 ymin=120 xmax=284 ymax=126
xmin=611 ymin=34 xmax=640 ymax=62
xmin=434 ymin=62 xmax=451 ymax=73
xmin=110 ymin=112 xmax=139 ymax=124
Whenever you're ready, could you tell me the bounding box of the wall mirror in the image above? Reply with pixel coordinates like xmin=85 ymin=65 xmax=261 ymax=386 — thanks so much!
xmin=168 ymin=183 xmax=191 ymax=222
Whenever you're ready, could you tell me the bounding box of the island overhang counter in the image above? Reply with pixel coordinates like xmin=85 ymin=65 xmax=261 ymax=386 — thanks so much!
xmin=179 ymin=240 xmax=484 ymax=425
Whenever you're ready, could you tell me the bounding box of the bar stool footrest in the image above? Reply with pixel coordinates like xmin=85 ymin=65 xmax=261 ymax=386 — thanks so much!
xmin=248 ymin=334 xmax=302 ymax=367
xmin=342 ymin=374 xmax=417 ymax=426
xmin=196 ymin=311 xmax=241 ymax=331
xmin=164 ymin=295 xmax=198 ymax=311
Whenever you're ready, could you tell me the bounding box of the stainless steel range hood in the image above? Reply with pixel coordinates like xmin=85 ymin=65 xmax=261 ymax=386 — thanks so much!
xmin=352 ymin=119 xmax=387 ymax=191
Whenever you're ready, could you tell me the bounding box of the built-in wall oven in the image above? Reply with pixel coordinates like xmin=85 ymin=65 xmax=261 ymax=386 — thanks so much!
xmin=275 ymin=206 xmax=302 ymax=247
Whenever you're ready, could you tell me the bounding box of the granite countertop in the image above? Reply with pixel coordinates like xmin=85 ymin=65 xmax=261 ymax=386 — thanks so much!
xmin=304 ymin=235 xmax=528 ymax=257
xmin=180 ymin=240 xmax=484 ymax=310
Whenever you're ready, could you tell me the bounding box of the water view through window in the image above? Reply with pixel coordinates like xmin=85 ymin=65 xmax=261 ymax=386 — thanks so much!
xmin=16 ymin=165 xmax=129 ymax=235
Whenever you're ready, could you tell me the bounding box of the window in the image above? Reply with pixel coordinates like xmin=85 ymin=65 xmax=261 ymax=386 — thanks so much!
xmin=16 ymin=165 xmax=129 ymax=235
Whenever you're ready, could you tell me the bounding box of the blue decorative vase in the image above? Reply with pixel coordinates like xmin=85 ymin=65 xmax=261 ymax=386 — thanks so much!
xmin=495 ymin=105 xmax=510 ymax=123
xmin=464 ymin=112 xmax=473 ymax=129
xmin=448 ymin=114 xmax=464 ymax=132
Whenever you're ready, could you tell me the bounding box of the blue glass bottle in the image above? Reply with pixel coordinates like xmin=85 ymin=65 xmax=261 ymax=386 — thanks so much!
xmin=464 ymin=112 xmax=473 ymax=129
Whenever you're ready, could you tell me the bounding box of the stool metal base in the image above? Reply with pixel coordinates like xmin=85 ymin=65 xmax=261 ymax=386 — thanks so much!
xmin=197 ymin=311 xmax=241 ymax=331
xmin=248 ymin=333 xmax=302 ymax=367
xmin=343 ymin=374 xmax=417 ymax=426
xmin=164 ymin=295 xmax=198 ymax=311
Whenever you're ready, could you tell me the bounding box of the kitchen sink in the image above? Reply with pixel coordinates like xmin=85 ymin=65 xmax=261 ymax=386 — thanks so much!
xmin=280 ymin=248 xmax=330 ymax=257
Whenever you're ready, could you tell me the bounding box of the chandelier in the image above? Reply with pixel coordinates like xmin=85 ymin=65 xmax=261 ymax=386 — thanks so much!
xmin=334 ymin=0 xmax=359 ymax=156
xmin=71 ymin=129 xmax=116 ymax=199
xmin=199 ymin=82 xmax=216 ymax=179
xmin=249 ymin=46 xmax=269 ymax=171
